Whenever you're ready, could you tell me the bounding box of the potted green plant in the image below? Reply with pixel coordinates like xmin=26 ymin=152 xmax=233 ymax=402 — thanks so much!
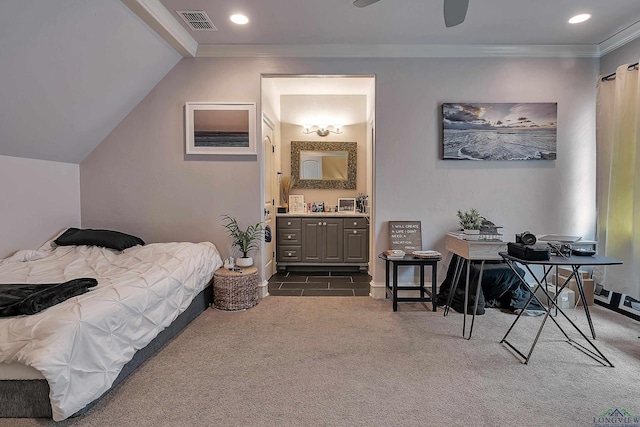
xmin=221 ymin=214 xmax=265 ymax=267
xmin=456 ymin=208 xmax=483 ymax=240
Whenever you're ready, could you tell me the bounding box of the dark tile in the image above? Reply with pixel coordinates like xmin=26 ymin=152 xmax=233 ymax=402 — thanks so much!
xmin=330 ymin=271 xmax=357 ymax=277
xmin=347 ymin=282 xmax=371 ymax=290
xmin=280 ymin=282 xmax=328 ymax=290
xmin=326 ymin=277 xmax=353 ymax=285
xmin=279 ymin=274 xmax=310 ymax=283
xmin=302 ymin=289 xmax=355 ymax=296
xmin=306 ymin=273 xmax=332 ymax=279
xmin=351 ymin=273 xmax=372 ymax=283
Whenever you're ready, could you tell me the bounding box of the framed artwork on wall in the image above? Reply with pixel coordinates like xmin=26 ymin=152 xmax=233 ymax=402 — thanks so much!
xmin=184 ymin=102 xmax=256 ymax=155
xmin=442 ymin=103 xmax=557 ymax=160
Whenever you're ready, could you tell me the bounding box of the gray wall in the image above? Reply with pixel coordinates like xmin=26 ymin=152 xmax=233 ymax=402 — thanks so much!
xmin=0 ymin=155 xmax=80 ymax=258
xmin=600 ymin=38 xmax=640 ymax=75
xmin=0 ymin=0 xmax=181 ymax=163
xmin=80 ymin=56 xmax=599 ymax=289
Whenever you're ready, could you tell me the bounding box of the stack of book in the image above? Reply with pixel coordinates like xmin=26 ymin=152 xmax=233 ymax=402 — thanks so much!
xmin=411 ymin=250 xmax=442 ymax=259
xmin=383 ymin=249 xmax=405 ymax=259
xmin=479 ymin=225 xmax=504 ymax=241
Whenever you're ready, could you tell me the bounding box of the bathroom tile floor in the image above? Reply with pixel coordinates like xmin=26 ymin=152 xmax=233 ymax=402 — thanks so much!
xmin=267 ymin=271 xmax=371 ymax=296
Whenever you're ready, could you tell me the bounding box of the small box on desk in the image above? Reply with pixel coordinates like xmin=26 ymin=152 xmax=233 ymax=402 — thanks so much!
xmin=534 ymin=285 xmax=575 ymax=309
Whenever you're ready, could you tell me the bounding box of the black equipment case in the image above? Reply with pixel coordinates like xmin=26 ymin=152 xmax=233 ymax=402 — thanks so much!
xmin=507 ymin=242 xmax=551 ymax=261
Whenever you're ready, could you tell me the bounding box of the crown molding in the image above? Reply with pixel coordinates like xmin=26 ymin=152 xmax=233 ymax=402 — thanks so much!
xmin=196 ymin=43 xmax=599 ymax=58
xmin=598 ymin=20 xmax=640 ymax=56
xmin=121 ymin=0 xmax=197 ymax=57
xmin=123 ymin=0 xmax=637 ymax=60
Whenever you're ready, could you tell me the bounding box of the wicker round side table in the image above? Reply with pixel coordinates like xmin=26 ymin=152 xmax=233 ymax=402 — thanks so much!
xmin=213 ymin=266 xmax=259 ymax=311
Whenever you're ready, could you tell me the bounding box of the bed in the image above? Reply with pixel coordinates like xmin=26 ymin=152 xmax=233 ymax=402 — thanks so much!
xmin=0 ymin=229 xmax=223 ymax=421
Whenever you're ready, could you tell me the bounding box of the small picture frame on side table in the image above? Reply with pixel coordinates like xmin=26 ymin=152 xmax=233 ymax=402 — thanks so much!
xmin=338 ymin=198 xmax=356 ymax=213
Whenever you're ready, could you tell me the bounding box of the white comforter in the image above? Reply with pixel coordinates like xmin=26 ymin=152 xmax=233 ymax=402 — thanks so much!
xmin=0 ymin=241 xmax=222 ymax=421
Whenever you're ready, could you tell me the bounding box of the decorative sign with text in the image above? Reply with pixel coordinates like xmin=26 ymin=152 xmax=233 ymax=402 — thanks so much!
xmin=388 ymin=221 xmax=423 ymax=252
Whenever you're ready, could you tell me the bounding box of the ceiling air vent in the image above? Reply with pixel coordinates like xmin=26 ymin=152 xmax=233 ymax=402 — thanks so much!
xmin=176 ymin=10 xmax=217 ymax=31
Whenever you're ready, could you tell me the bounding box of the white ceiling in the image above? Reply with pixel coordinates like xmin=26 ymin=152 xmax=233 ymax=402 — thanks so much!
xmin=159 ymin=0 xmax=640 ymax=48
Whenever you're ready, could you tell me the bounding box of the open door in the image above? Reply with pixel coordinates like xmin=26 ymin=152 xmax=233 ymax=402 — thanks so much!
xmin=262 ymin=116 xmax=277 ymax=279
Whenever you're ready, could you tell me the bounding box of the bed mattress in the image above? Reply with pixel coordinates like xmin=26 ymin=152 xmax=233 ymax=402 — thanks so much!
xmin=0 ymin=241 xmax=222 ymax=421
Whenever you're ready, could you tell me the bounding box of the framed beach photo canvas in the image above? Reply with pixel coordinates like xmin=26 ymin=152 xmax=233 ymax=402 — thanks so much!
xmin=442 ymin=103 xmax=557 ymax=160
xmin=185 ymin=102 xmax=256 ymax=155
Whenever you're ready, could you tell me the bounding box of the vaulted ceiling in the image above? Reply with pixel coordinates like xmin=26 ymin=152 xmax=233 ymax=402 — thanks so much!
xmin=1 ymin=0 xmax=640 ymax=164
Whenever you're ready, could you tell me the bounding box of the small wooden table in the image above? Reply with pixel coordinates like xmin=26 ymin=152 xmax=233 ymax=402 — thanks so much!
xmin=213 ymin=266 xmax=259 ymax=311
xmin=379 ymin=253 xmax=441 ymax=312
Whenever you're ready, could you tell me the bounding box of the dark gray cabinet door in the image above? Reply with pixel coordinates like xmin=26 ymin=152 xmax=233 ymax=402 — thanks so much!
xmin=344 ymin=228 xmax=368 ymax=262
xmin=301 ymin=218 xmax=343 ymax=262
xmin=301 ymin=219 xmax=323 ymax=261
xmin=323 ymin=219 xmax=344 ymax=262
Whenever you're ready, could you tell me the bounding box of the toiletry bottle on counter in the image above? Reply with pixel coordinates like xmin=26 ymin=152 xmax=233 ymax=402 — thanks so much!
xmin=311 ymin=203 xmax=317 ymax=212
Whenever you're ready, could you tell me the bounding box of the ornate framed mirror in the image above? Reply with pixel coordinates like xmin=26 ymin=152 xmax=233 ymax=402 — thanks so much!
xmin=291 ymin=141 xmax=357 ymax=189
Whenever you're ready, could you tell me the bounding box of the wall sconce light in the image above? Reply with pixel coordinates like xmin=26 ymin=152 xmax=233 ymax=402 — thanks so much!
xmin=302 ymin=125 xmax=342 ymax=137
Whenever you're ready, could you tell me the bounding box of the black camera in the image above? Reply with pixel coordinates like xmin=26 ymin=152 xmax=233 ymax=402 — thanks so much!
xmin=515 ymin=231 xmax=537 ymax=246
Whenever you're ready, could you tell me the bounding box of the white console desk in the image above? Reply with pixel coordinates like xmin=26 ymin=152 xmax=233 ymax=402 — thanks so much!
xmin=444 ymin=232 xmax=507 ymax=339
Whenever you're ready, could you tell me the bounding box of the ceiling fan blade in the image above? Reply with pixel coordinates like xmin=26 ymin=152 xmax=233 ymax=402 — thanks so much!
xmin=444 ymin=0 xmax=469 ymax=27
xmin=353 ymin=0 xmax=381 ymax=8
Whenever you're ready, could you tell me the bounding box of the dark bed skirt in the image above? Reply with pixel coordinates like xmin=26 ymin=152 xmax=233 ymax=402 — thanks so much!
xmin=0 ymin=282 xmax=213 ymax=419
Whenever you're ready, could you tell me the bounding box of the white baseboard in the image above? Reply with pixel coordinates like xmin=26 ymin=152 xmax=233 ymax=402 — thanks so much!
xmin=258 ymin=280 xmax=269 ymax=298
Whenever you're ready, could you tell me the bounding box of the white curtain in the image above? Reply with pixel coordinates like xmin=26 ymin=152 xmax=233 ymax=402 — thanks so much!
xmin=595 ymin=61 xmax=640 ymax=300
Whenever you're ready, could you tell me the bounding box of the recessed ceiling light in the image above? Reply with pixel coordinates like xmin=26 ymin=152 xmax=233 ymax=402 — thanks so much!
xmin=230 ymin=14 xmax=249 ymax=25
xmin=568 ymin=13 xmax=591 ymax=24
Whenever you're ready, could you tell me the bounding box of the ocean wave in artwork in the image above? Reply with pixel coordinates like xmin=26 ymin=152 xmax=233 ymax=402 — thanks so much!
xmin=443 ymin=129 xmax=556 ymax=161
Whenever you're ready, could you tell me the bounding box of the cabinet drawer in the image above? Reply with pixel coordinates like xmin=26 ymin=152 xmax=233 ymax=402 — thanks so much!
xmin=278 ymin=246 xmax=301 ymax=261
xmin=277 ymin=218 xmax=301 ymax=229
xmin=279 ymin=229 xmax=301 ymax=245
xmin=344 ymin=218 xmax=368 ymax=229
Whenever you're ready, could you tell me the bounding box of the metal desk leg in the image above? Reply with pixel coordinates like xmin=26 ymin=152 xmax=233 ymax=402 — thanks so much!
xmin=392 ymin=263 xmax=398 ymax=312
xmin=462 ymin=259 xmax=470 ymax=338
xmin=573 ymin=265 xmax=596 ymax=339
xmin=431 ymin=262 xmax=437 ymax=312
xmin=465 ymin=260 xmax=485 ymax=340
xmin=444 ymin=256 xmax=463 ymax=317
xmin=500 ymin=259 xmax=612 ymax=367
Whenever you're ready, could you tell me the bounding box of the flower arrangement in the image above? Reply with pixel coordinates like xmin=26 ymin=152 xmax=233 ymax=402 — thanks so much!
xmin=456 ymin=208 xmax=483 ymax=230
xmin=280 ymin=175 xmax=291 ymax=206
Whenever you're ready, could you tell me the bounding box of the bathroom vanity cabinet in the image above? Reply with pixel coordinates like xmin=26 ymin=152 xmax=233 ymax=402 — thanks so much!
xmin=276 ymin=214 xmax=369 ymax=271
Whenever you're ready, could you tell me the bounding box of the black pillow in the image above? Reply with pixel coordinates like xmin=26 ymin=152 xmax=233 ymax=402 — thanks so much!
xmin=54 ymin=228 xmax=145 ymax=251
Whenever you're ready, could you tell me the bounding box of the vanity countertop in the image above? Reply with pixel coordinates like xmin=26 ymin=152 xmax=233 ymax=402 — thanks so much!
xmin=276 ymin=212 xmax=369 ymax=218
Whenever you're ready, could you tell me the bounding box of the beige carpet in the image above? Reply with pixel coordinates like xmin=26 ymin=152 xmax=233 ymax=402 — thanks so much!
xmin=4 ymin=297 xmax=640 ymax=427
